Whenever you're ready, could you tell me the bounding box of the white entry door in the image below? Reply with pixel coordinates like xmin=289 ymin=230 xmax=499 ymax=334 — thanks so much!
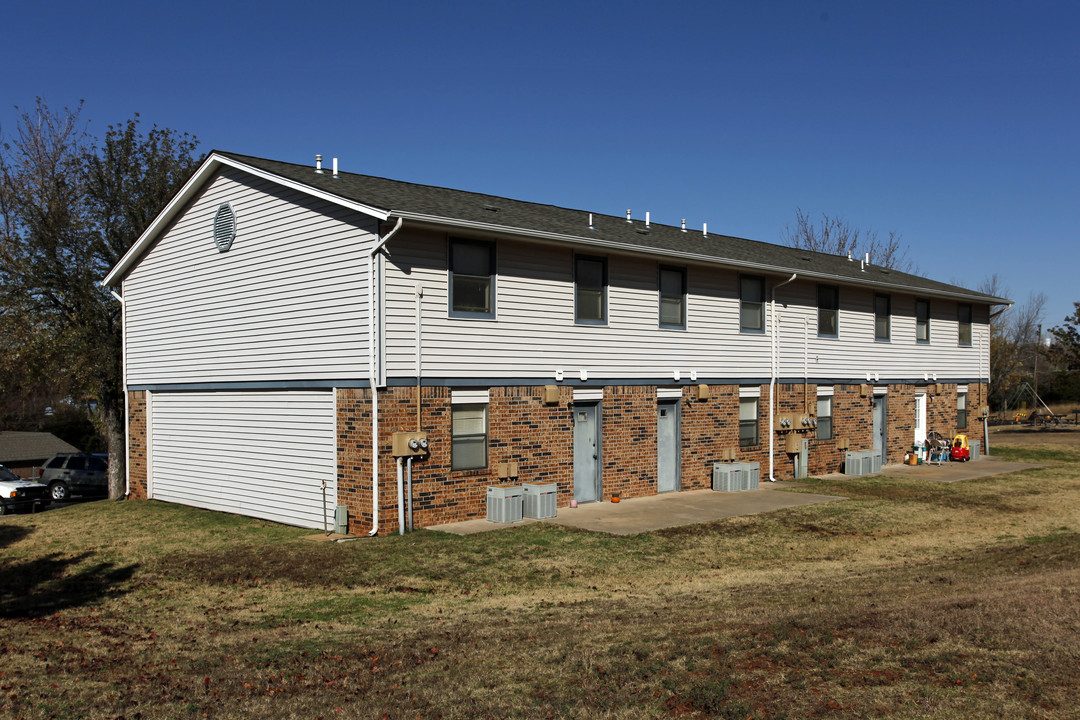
xmin=914 ymin=393 xmax=927 ymax=446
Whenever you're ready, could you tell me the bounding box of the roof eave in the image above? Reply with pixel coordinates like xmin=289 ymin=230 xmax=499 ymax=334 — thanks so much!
xmin=389 ymin=211 xmax=1011 ymax=306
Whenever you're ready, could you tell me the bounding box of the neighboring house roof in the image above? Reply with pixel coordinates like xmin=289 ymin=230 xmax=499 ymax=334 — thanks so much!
xmin=0 ymin=432 xmax=80 ymax=465
xmin=104 ymin=151 xmax=1011 ymax=306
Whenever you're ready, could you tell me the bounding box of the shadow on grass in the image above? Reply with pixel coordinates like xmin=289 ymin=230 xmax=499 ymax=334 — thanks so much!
xmin=0 ymin=523 xmax=32 ymax=549
xmin=0 ymin=549 xmax=138 ymax=618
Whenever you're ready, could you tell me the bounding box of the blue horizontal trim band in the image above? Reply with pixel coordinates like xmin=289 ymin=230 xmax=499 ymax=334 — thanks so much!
xmin=384 ymin=376 xmax=987 ymax=388
xmin=128 ymin=377 xmax=986 ymax=392
xmin=127 ymin=379 xmax=370 ymax=392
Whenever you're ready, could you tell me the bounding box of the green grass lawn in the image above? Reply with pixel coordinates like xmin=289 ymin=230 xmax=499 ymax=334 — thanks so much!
xmin=2 ymin=438 xmax=1078 ymax=719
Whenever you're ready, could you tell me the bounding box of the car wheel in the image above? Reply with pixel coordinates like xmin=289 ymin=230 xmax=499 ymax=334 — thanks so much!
xmin=50 ymin=482 xmax=70 ymax=501
xmin=0 ymin=501 xmax=8 ymax=516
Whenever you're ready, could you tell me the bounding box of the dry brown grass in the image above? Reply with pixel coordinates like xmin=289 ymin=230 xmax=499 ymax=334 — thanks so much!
xmin=2 ymin=431 xmax=1079 ymax=718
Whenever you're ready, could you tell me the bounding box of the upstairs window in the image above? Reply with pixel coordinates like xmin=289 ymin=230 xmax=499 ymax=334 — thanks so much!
xmin=916 ymin=298 xmax=930 ymax=343
xmin=818 ymin=284 xmax=839 ymax=336
xmin=659 ymin=266 xmax=686 ymax=329
xmin=575 ymin=255 xmax=607 ymax=324
xmin=958 ymin=303 xmax=972 ymax=346
xmin=449 ymin=238 xmax=494 ymax=317
xmin=874 ymin=294 xmax=891 ymax=341
xmin=740 ymin=276 xmax=765 ymax=332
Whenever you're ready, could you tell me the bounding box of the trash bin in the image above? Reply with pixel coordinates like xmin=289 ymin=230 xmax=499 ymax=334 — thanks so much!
xmin=970 ymin=439 xmax=981 ymax=461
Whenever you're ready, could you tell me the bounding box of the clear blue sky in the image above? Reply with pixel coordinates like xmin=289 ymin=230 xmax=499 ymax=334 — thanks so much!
xmin=4 ymin=1 xmax=1077 ymax=326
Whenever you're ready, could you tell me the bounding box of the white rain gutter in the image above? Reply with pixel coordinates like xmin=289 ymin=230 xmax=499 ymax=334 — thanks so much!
xmin=367 ymin=217 xmax=404 ymax=536
xmin=769 ymin=273 xmax=798 ymax=482
xmin=108 ymin=288 xmax=131 ymax=499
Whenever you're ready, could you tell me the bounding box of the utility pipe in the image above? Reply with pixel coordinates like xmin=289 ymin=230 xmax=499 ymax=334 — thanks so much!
xmin=416 ymin=284 xmax=423 ymax=430
xmin=367 ymin=217 xmax=405 ymax=537
xmin=396 ymin=457 xmax=405 ymax=536
xmin=406 ymin=456 xmax=414 ymax=531
xmin=768 ymin=273 xmax=798 ymax=482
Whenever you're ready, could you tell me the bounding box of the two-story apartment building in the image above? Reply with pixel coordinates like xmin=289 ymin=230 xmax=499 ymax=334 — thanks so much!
xmin=103 ymin=152 xmax=1009 ymax=535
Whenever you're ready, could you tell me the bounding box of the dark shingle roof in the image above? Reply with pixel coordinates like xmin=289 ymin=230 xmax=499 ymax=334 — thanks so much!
xmin=216 ymin=151 xmax=1008 ymax=305
xmin=0 ymin=432 xmax=80 ymax=464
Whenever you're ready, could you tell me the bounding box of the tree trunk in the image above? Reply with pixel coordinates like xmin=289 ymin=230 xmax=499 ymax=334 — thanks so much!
xmin=103 ymin=393 xmax=127 ymax=499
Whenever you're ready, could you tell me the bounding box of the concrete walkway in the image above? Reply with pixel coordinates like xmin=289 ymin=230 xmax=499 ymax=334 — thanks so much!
xmin=427 ymin=455 xmax=1044 ymax=537
xmin=427 ymin=484 xmax=847 ymax=536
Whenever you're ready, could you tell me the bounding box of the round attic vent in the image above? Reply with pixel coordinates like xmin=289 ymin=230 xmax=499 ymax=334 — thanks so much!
xmin=213 ymin=203 xmax=236 ymax=252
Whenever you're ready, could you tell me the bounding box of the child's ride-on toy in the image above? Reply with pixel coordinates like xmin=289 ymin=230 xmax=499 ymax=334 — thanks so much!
xmin=950 ymin=434 xmax=970 ymax=462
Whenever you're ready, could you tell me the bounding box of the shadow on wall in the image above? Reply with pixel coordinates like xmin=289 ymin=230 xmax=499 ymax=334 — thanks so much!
xmin=0 ymin=526 xmax=137 ymax=618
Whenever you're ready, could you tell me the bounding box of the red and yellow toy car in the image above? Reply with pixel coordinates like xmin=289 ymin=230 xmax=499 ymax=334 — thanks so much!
xmin=950 ymin=434 xmax=970 ymax=462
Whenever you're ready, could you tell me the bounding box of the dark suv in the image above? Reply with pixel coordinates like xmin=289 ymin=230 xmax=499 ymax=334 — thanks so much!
xmin=39 ymin=453 xmax=109 ymax=501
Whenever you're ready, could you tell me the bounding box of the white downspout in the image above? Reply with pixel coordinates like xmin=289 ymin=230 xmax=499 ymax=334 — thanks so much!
xmin=108 ymin=288 xmax=131 ymax=499
xmin=367 ymin=217 xmax=404 ymax=536
xmin=769 ymin=273 xmax=798 ymax=482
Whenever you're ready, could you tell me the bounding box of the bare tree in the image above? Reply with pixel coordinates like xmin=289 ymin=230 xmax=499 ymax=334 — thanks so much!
xmin=978 ymin=274 xmax=1046 ymax=409
xmin=0 ymin=99 xmax=199 ymax=498
xmin=782 ymin=208 xmax=914 ymax=272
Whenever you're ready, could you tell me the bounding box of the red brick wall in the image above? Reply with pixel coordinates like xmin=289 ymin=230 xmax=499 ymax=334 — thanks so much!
xmin=127 ymin=390 xmax=148 ymax=499
xmin=125 ymin=381 xmax=991 ymax=534
xmin=601 ymin=386 xmax=658 ymax=500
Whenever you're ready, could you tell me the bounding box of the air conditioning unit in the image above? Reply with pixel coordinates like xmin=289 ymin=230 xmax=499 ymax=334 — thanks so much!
xmin=712 ymin=461 xmax=761 ymax=492
xmin=844 ymin=450 xmax=882 ymax=476
xmin=486 ymin=485 xmax=523 ymax=523
xmin=521 ymin=482 xmax=557 ymax=519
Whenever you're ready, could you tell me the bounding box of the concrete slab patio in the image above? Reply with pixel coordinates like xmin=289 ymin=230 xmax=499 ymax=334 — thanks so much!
xmin=876 ymin=455 xmax=1041 ymax=483
xmin=427 ymin=484 xmax=847 ymax=536
xmin=427 ymin=455 xmax=1043 ymax=537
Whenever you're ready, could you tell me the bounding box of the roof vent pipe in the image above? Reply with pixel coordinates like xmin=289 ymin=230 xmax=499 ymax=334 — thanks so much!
xmin=681 ymin=219 xmax=686 ymax=232
xmin=703 ymin=222 xmax=708 ymax=238
xmin=645 ymin=211 xmax=650 ymax=228
xmin=588 ymin=213 xmax=594 ymax=229
xmin=332 ymin=157 xmax=339 ymax=179
xmin=864 ymin=252 xmax=870 ymax=265
xmin=847 ymin=250 xmax=852 ymax=261
xmin=315 ymin=154 xmax=324 ymax=173
xmin=626 ymin=210 xmax=632 ymax=223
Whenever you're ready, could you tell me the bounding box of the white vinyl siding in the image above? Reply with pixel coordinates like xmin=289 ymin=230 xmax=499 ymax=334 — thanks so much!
xmin=123 ymin=168 xmax=376 ymax=385
xmin=148 ymin=390 xmax=336 ymax=529
xmin=382 ymin=231 xmax=989 ymax=382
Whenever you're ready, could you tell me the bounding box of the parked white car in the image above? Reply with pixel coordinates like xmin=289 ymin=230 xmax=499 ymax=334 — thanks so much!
xmin=0 ymin=465 xmax=51 ymax=515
